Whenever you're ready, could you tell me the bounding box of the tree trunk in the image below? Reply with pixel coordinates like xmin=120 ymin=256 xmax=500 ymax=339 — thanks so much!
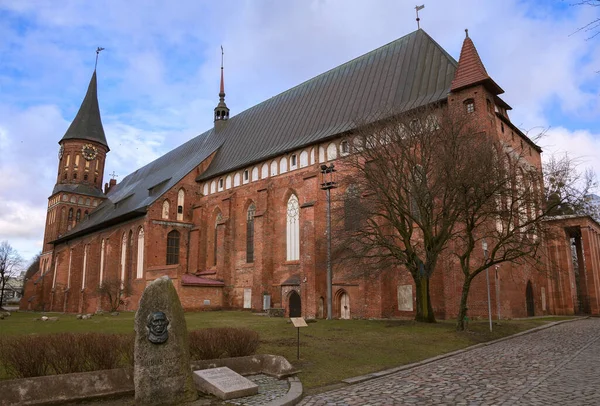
xmin=0 ymin=278 xmax=6 ymax=309
xmin=456 ymin=275 xmax=472 ymax=331
xmin=415 ymin=275 xmax=436 ymax=323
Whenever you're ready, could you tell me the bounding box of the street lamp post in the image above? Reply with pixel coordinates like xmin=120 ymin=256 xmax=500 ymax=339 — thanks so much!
xmin=482 ymin=241 xmax=492 ymax=332
xmin=321 ymin=164 xmax=337 ymax=320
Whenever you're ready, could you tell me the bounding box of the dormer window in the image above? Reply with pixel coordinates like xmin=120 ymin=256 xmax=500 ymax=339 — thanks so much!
xmin=464 ymin=99 xmax=475 ymax=113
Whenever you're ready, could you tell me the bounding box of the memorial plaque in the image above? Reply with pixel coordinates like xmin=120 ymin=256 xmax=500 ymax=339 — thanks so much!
xmin=193 ymin=367 xmax=258 ymax=400
xmin=397 ymin=285 xmax=414 ymax=311
xmin=134 ymin=276 xmax=197 ymax=405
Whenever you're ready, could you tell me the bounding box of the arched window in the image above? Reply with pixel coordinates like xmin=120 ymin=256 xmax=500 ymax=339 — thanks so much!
xmin=299 ymin=151 xmax=309 ymax=168
xmin=318 ymin=146 xmax=326 ymax=163
xmin=247 ymin=203 xmax=256 ymax=263
xmin=340 ymin=140 xmax=350 ymax=156
xmin=203 ymin=183 xmax=209 ymax=195
xmin=234 ymin=173 xmax=241 ymax=187
xmin=218 ymin=178 xmax=224 ymax=191
xmin=137 ymin=227 xmax=144 ymax=278
xmin=177 ymin=189 xmax=184 ymax=221
xmin=261 ymin=163 xmax=269 ymax=179
xmin=280 ymin=157 xmax=288 ymax=173
xmin=120 ymin=233 xmax=127 ymax=282
xmin=210 ymin=180 xmax=216 ymax=194
xmin=76 ymin=209 xmax=81 ymax=223
xmin=68 ymin=208 xmax=73 ymax=222
xmin=252 ymin=167 xmax=259 ymax=182
xmin=162 ymin=200 xmax=170 ymax=219
xmin=99 ymin=239 xmax=106 ymax=285
xmin=166 ymin=230 xmax=180 ymax=265
xmin=290 ymin=154 xmax=297 ymax=170
xmin=327 ymin=143 xmax=337 ymax=160
xmin=286 ymin=194 xmax=300 ymax=261
xmin=81 ymin=245 xmax=88 ymax=290
xmin=310 ymin=148 xmax=316 ymax=165
xmin=214 ymin=213 xmax=222 ymax=266
xmin=225 ymin=175 xmax=232 ymax=189
xmin=84 ymin=210 xmax=88 ymax=220
xmin=270 ymin=161 xmax=278 ymax=176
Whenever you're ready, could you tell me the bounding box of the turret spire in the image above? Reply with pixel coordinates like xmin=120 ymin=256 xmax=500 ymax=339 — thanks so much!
xmin=214 ymin=45 xmax=230 ymax=126
xmin=450 ymin=29 xmax=503 ymax=95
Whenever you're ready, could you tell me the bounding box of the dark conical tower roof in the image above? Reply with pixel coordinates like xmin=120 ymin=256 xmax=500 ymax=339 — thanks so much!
xmin=60 ymin=70 xmax=109 ymax=150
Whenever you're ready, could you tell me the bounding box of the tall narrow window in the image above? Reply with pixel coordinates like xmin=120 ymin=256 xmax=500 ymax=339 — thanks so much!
xmin=247 ymin=203 xmax=256 ymax=263
xmin=213 ymin=213 xmax=222 ymax=266
xmin=120 ymin=233 xmax=127 ymax=282
xmin=286 ymin=194 xmax=300 ymax=261
xmin=81 ymin=245 xmax=88 ymax=290
xmin=177 ymin=189 xmax=184 ymax=221
xmin=99 ymin=239 xmax=105 ymax=285
xmin=137 ymin=228 xmax=144 ymax=278
xmin=344 ymin=185 xmax=360 ymax=230
xmin=166 ymin=230 xmax=180 ymax=265
xmin=76 ymin=209 xmax=81 ymax=223
xmin=162 ymin=200 xmax=170 ymax=219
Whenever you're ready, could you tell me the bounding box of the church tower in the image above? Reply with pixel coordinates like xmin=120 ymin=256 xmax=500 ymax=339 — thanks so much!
xmin=43 ymin=69 xmax=110 ymax=250
xmin=214 ymin=47 xmax=230 ymax=130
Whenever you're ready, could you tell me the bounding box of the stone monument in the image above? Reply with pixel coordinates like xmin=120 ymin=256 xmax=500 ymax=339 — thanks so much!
xmin=134 ymin=276 xmax=197 ymax=405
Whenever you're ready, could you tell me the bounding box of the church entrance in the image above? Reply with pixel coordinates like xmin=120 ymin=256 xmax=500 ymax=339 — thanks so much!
xmin=526 ymin=280 xmax=534 ymax=317
xmin=289 ymin=290 xmax=301 ymax=317
xmin=340 ymin=292 xmax=350 ymax=319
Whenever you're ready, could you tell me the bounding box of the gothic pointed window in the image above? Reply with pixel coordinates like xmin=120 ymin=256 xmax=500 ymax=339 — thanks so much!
xmin=214 ymin=213 xmax=222 ymax=266
xmin=76 ymin=209 xmax=81 ymax=223
xmin=120 ymin=233 xmax=127 ymax=282
xmin=137 ymin=227 xmax=144 ymax=278
xmin=166 ymin=230 xmax=180 ymax=265
xmin=286 ymin=194 xmax=300 ymax=261
xmin=247 ymin=203 xmax=256 ymax=263
xmin=177 ymin=189 xmax=184 ymax=221
xmin=162 ymin=200 xmax=170 ymax=220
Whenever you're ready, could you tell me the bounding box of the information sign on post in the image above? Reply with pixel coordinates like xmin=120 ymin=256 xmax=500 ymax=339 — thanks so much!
xmin=290 ymin=317 xmax=308 ymax=360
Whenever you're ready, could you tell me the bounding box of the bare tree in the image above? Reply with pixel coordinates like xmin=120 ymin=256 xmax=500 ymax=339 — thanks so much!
xmin=334 ymin=105 xmax=475 ymax=323
xmin=97 ymin=277 xmax=132 ymax=312
xmin=572 ymin=1 xmax=600 ymax=40
xmin=333 ymin=105 xmax=595 ymax=326
xmin=451 ymin=142 xmax=595 ymax=330
xmin=0 ymin=241 xmax=24 ymax=309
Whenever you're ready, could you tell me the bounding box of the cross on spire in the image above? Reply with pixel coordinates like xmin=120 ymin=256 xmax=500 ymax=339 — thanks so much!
xmin=109 ymin=171 xmax=118 ymax=180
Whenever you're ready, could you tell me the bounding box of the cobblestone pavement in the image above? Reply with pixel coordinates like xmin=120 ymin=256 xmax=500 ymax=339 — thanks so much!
xmin=300 ymin=318 xmax=600 ymax=406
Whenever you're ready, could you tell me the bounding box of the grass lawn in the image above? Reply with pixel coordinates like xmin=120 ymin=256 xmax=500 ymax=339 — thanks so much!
xmin=0 ymin=311 xmax=575 ymax=389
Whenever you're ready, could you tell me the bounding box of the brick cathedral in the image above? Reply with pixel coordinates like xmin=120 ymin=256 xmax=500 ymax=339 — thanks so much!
xmin=21 ymin=29 xmax=600 ymax=319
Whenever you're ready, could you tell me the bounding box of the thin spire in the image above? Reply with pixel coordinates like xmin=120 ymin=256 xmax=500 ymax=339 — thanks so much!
xmin=220 ymin=45 xmax=225 ymax=97
xmin=415 ymin=5 xmax=424 ymax=30
xmin=214 ymin=45 xmax=230 ymax=124
xmin=95 ymin=47 xmax=105 ymax=70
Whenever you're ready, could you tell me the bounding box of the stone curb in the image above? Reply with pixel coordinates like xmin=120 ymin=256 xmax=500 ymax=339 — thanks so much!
xmin=341 ymin=317 xmax=587 ymax=385
xmin=265 ymin=376 xmax=303 ymax=406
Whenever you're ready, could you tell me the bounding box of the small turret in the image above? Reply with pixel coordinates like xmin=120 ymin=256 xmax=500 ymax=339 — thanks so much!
xmin=214 ymin=46 xmax=230 ymax=130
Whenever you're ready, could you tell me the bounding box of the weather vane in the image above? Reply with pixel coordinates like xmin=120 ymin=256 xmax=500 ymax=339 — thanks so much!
xmin=95 ymin=47 xmax=105 ymax=70
xmin=415 ymin=5 xmax=425 ymax=30
xmin=221 ymin=45 xmax=224 ymax=69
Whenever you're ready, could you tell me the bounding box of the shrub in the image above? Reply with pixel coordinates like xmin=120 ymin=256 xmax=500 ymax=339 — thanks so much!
xmin=46 ymin=333 xmax=88 ymax=374
xmin=188 ymin=327 xmax=259 ymax=360
xmin=0 ymin=335 xmax=49 ymax=378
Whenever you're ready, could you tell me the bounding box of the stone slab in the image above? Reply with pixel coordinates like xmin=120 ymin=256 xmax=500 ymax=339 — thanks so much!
xmin=193 ymin=366 xmax=258 ymax=400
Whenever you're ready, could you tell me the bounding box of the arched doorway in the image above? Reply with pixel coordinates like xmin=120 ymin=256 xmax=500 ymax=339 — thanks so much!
xmin=337 ymin=291 xmax=350 ymax=319
xmin=317 ymin=297 xmax=324 ymax=319
xmin=526 ymin=281 xmax=534 ymax=317
xmin=289 ymin=290 xmax=301 ymax=317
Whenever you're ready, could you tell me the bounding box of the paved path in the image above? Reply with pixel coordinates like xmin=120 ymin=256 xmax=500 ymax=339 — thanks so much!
xmin=300 ymin=318 xmax=600 ymax=406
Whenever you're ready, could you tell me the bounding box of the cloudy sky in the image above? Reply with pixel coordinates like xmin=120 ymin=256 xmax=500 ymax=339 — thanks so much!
xmin=0 ymin=0 xmax=599 ymax=263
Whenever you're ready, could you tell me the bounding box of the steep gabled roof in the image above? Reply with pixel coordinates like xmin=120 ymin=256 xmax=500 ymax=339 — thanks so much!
xmin=198 ymin=28 xmax=458 ymax=180
xmin=450 ymin=31 xmax=503 ymax=95
xmin=60 ymin=71 xmax=109 ymax=149
xmin=53 ymin=131 xmax=224 ymax=243
xmin=55 ymin=29 xmax=459 ymax=242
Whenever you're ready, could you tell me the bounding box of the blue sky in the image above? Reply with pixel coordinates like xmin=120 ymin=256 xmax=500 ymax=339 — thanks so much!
xmin=0 ymin=0 xmax=599 ymax=263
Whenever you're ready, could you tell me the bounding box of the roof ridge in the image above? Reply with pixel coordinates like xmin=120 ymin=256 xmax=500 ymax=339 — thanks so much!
xmin=232 ymin=30 xmax=425 ymax=119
